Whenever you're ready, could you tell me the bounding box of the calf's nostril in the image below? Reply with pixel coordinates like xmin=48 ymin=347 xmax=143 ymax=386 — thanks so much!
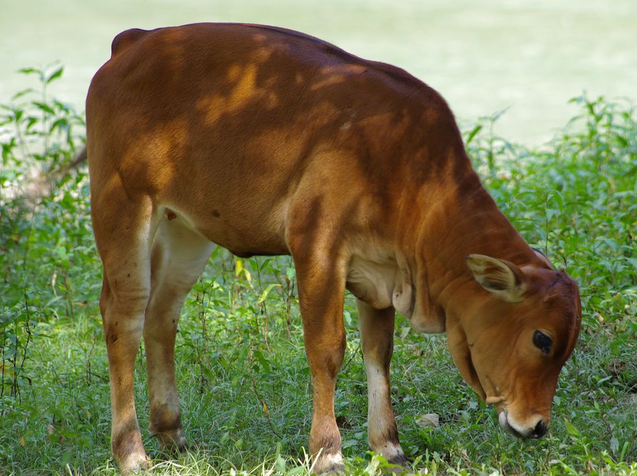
xmin=531 ymin=420 xmax=548 ymax=438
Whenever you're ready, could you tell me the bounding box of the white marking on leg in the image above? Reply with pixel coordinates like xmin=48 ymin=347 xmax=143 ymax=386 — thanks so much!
xmin=312 ymin=451 xmax=344 ymax=473
xmin=367 ymin=361 xmax=390 ymax=432
xmin=377 ymin=441 xmax=404 ymax=461
xmin=365 ymin=361 xmax=405 ymax=461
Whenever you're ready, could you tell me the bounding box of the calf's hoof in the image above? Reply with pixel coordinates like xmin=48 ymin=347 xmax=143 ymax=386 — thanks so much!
xmin=153 ymin=427 xmax=187 ymax=452
xmin=117 ymin=452 xmax=151 ymax=474
xmin=113 ymin=425 xmax=151 ymax=473
xmin=312 ymin=452 xmax=344 ymax=474
xmin=385 ymin=454 xmax=409 ymax=473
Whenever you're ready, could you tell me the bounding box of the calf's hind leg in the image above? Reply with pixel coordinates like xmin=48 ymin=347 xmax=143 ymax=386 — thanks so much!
xmin=93 ymin=193 xmax=157 ymax=472
xmin=144 ymin=215 xmax=213 ymax=450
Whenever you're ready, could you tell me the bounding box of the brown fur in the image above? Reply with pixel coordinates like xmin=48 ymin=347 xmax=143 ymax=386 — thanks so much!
xmin=86 ymin=23 xmax=581 ymax=472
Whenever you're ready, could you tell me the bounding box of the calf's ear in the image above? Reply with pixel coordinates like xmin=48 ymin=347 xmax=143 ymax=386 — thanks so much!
xmin=531 ymin=247 xmax=554 ymax=269
xmin=466 ymin=254 xmax=526 ymax=302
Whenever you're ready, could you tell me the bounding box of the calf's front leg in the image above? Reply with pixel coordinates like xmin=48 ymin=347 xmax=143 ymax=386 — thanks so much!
xmin=357 ymin=299 xmax=407 ymax=466
xmin=291 ymin=245 xmax=348 ymax=473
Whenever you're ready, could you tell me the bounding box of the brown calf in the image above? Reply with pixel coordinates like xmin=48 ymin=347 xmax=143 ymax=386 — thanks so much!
xmin=86 ymin=23 xmax=582 ymax=472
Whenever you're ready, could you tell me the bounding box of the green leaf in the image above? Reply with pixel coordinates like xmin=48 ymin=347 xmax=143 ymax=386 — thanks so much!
xmin=610 ymin=436 xmax=619 ymax=454
xmin=341 ymin=439 xmax=358 ymax=449
xmin=26 ymin=117 xmax=38 ymax=132
xmin=46 ymin=66 xmax=64 ymax=84
xmin=253 ymin=350 xmax=271 ymax=373
xmin=50 ymin=118 xmax=69 ymax=133
xmin=18 ymin=67 xmax=40 ymax=75
xmin=11 ymin=88 xmax=35 ymax=101
xmin=258 ymin=283 xmax=279 ymax=304
xmin=288 ymin=466 xmax=307 ymax=475
xmin=614 ymin=133 xmax=628 ymax=147
xmin=564 ymin=420 xmax=580 ymax=437
xmin=275 ymin=455 xmax=286 ymax=473
xmin=465 ymin=124 xmax=483 ymax=145
xmin=33 ymin=102 xmax=56 ymax=115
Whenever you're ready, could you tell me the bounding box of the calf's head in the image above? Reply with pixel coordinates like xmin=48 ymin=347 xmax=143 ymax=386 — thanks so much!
xmin=447 ymin=254 xmax=581 ymax=438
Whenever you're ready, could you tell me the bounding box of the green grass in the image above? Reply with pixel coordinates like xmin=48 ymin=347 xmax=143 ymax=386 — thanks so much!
xmin=1 ymin=67 xmax=636 ymax=475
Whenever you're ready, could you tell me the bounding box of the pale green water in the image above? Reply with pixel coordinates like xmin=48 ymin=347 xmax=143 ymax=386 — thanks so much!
xmin=1 ymin=0 xmax=636 ymax=144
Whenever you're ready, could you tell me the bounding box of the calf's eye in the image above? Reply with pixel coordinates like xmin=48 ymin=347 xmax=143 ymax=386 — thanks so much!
xmin=533 ymin=330 xmax=552 ymax=354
